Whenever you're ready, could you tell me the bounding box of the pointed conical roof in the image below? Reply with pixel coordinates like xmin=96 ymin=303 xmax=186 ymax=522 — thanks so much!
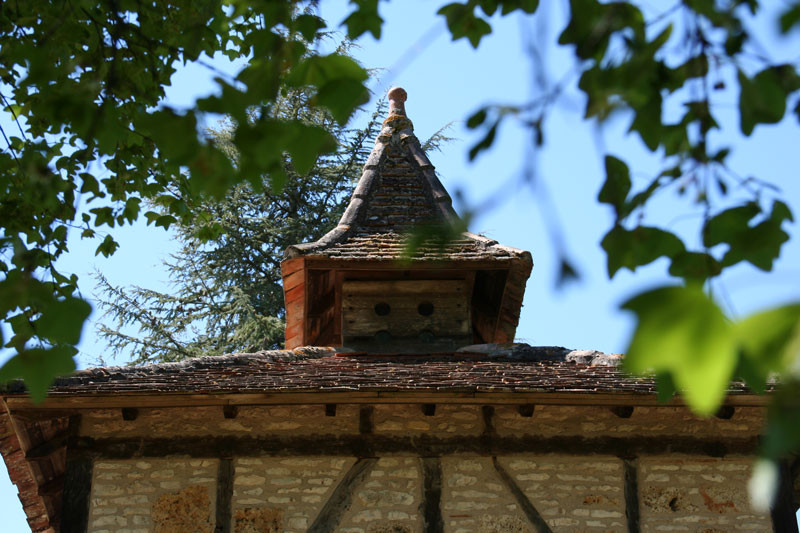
xmin=284 ymin=88 xmax=531 ymax=264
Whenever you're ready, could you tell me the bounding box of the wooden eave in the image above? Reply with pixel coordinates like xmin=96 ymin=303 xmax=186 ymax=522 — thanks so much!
xmin=3 ymin=389 xmax=769 ymax=413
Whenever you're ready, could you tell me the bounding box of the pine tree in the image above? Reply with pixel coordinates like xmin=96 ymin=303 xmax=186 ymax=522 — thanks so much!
xmin=95 ymin=90 xmax=385 ymax=364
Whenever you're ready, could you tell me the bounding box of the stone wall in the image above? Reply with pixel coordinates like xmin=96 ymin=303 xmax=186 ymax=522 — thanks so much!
xmin=639 ymin=456 xmax=772 ymax=531
xmin=85 ymin=454 xmax=773 ymax=532
xmin=80 ymin=404 xmax=775 ymax=533
xmin=79 ymin=404 xmax=765 ymax=441
xmin=232 ymin=457 xmax=354 ymax=533
xmin=89 ymin=459 xmax=218 ymax=533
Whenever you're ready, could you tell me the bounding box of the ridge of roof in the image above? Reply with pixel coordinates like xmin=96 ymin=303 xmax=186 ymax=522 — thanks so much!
xmin=283 ymin=88 xmax=530 ymax=262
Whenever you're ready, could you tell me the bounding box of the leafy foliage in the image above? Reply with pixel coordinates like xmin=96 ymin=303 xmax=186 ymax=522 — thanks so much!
xmin=0 ymin=0 xmax=798 ymax=487
xmin=0 ymin=1 xmax=370 ymax=397
xmin=96 ymin=93 xmax=384 ymax=364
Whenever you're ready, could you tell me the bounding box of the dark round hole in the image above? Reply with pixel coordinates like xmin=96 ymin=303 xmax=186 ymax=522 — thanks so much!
xmin=374 ymin=302 xmax=391 ymax=316
xmin=418 ymin=302 xmax=434 ymax=316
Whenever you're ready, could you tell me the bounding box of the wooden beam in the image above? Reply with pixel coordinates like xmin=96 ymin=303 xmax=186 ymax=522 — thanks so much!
xmin=303 ymin=258 xmax=516 ymax=271
xmin=61 ymin=416 xmax=92 ymax=533
xmin=421 ymin=457 xmax=444 ymax=533
xmin=307 ymin=458 xmax=376 ymax=533
xmin=68 ymin=434 xmax=761 ymax=460
xmin=4 ymin=391 xmax=770 ymax=411
xmin=215 ymin=458 xmax=233 ymax=533
xmin=492 ymin=456 xmax=552 ymax=533
xmin=623 ymin=458 xmax=641 ymax=533
xmin=359 ymin=406 xmax=373 ymax=435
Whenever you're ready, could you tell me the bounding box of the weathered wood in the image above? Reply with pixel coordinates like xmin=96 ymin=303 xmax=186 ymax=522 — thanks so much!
xmin=308 ymin=458 xmax=377 ymax=533
xmin=5 ymin=391 xmax=768 ymax=411
xmin=304 ymin=259 xmax=513 ymax=271
xmin=421 ymin=457 xmax=444 ymax=533
xmin=215 ymin=458 xmax=233 ymax=533
xmin=343 ymin=280 xmax=468 ymax=295
xmin=69 ymin=434 xmax=761 ymax=460
xmin=61 ymin=415 xmax=92 ymax=533
xmin=342 ymin=280 xmax=470 ymax=338
xmin=492 ymin=456 xmax=553 ymax=532
xmin=623 ymin=458 xmax=641 ymax=533
xmin=282 ymin=269 xmax=305 ymax=291
xmin=9 ymin=409 xmax=77 ymax=422
xmin=284 ymin=283 xmax=305 ymax=304
xmin=359 ymin=406 xmax=373 ymax=434
xmin=280 ymin=257 xmax=305 ymax=277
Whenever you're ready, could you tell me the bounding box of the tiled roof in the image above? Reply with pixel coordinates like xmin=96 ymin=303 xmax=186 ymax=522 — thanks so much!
xmin=1 ymin=345 xmax=755 ymax=397
xmin=284 ymin=88 xmax=530 ymax=264
xmin=319 ymin=231 xmax=521 ymax=261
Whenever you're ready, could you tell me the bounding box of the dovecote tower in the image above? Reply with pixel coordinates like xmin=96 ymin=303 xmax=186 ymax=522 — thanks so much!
xmin=281 ymin=88 xmax=533 ymax=352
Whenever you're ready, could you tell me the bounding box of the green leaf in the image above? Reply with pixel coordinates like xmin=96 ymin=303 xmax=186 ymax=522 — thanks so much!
xmin=738 ymin=68 xmax=788 ymax=135
xmin=155 ymin=215 xmax=176 ymax=229
xmin=622 ymin=285 xmax=736 ymax=415
xmin=601 ymin=225 xmax=685 ymax=277
xmin=703 ymin=201 xmax=793 ymax=271
xmin=779 ymin=3 xmax=800 ymax=34
xmin=598 ymin=155 xmax=631 ymax=219
xmin=95 ymin=235 xmax=120 ymax=257
xmin=735 ymin=304 xmax=800 ymax=391
xmin=286 ymin=125 xmax=337 ymax=175
xmin=655 ymin=372 xmax=677 ymax=403
xmin=438 ymin=3 xmax=493 ymax=48
xmin=668 ymin=251 xmax=722 ymax=281
xmin=317 ymin=78 xmax=370 ymax=124
xmin=294 ymin=14 xmax=326 ymax=41
xmin=90 ymin=206 xmax=116 ymax=228
xmin=34 ymin=296 xmax=92 ymax=344
xmin=466 ymin=108 xmax=488 ymax=129
xmin=500 ymin=0 xmax=539 ymax=15
xmin=137 ymin=109 xmax=200 ymax=162
xmin=343 ymin=0 xmax=383 ymax=39
xmin=468 ymin=120 xmax=498 ymax=161
xmin=703 ymin=203 xmax=760 ymax=247
xmin=478 ymin=0 xmax=499 ymax=16
xmin=0 ymin=345 xmax=77 ymax=403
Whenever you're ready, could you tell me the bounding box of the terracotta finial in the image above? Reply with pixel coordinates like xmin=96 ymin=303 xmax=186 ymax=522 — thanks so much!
xmin=387 ymin=87 xmax=407 ymax=116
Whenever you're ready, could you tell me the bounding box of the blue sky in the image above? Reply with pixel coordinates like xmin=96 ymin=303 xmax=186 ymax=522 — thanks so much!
xmin=2 ymin=1 xmax=800 ymax=528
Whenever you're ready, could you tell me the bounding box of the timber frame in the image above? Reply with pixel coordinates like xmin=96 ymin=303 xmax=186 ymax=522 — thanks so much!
xmin=281 ymin=257 xmax=532 ymax=349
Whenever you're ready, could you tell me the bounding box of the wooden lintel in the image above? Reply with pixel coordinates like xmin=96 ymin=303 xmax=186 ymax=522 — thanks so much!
xmin=69 ymin=433 xmax=760 ymax=460
xmin=302 ymin=258 xmax=517 ymax=271
xmin=3 ymin=391 xmax=769 ymax=411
